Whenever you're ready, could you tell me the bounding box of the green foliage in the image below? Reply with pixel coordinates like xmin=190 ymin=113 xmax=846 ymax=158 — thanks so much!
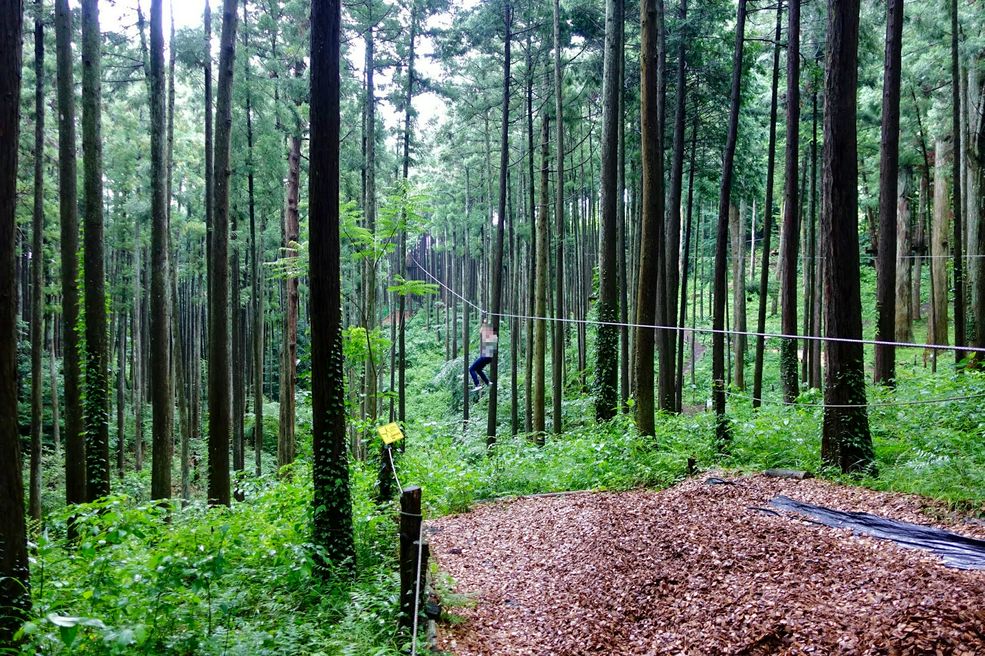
xmin=16 ymin=465 xmax=405 ymax=656
xmin=386 ymin=276 xmax=438 ymax=298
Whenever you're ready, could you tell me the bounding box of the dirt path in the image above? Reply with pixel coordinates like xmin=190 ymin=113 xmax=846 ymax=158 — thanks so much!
xmin=428 ymin=475 xmax=985 ymax=655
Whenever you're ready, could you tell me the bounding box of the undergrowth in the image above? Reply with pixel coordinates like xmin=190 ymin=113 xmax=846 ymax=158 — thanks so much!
xmin=13 ymin=309 xmax=985 ymax=654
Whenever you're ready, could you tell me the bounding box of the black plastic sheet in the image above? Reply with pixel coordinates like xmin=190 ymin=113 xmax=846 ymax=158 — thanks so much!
xmin=768 ymin=495 xmax=985 ymax=570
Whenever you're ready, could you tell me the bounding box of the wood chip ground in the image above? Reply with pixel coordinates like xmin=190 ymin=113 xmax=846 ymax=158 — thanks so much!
xmin=428 ymin=474 xmax=985 ymax=655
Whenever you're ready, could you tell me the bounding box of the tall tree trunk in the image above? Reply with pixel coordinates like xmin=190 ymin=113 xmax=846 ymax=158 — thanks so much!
xmin=310 ymin=0 xmax=355 ymax=570
xmin=81 ymin=0 xmax=110 ymax=500
xmin=966 ymin=67 xmax=981 ymax=332
xmin=55 ymin=0 xmax=86 ymax=508
xmin=398 ymin=4 xmax=417 ymax=431
xmin=533 ymin=118 xmax=549 ymax=439
xmin=172 ymin=274 xmax=192 ymax=504
xmin=808 ymin=88 xmax=822 ymax=389
xmin=463 ymin=170 xmax=471 ymax=431
xmin=524 ymin=13 xmax=535 ymax=432
xmin=676 ymin=115 xmax=698 ymax=408
xmin=635 ymin=0 xmax=667 ymax=437
xmin=243 ymin=1 xmax=263 ymax=477
xmin=508 ymin=207 xmax=520 ymax=435
xmin=950 ymin=0 xmax=965 ymax=364
xmin=279 ymin=133 xmax=300 ymax=468
xmin=974 ymin=74 xmax=985 ymax=356
xmin=204 ymin=0 xmax=214 ymax=332
xmin=779 ymin=0 xmax=800 ymax=403
xmin=730 ymin=203 xmax=747 ymax=391
xmin=895 ymin=168 xmax=913 ymax=342
xmin=462 ymin=266 xmax=471 ymax=429
xmin=115 ymin=313 xmax=125 ymax=478
xmin=752 ymin=0 xmax=783 ymax=407
xmin=914 ymin=173 xmax=926 ymax=322
xmin=132 ymin=232 xmax=144 ymax=470
xmin=618 ymin=32 xmax=630 ymax=410
xmin=231 ymin=234 xmax=243 ymax=480
xmin=665 ymin=0 xmax=688 ymax=413
xmin=0 ymin=1 xmax=29 ymax=642
xmin=29 ymin=0 xmax=44 ymax=522
xmin=596 ymin=0 xmax=623 ymax=421
xmin=49 ymin=315 xmax=61 ymax=454
xmin=820 ymin=0 xmax=873 ymax=474
xmin=363 ymin=17 xmax=378 ymax=427
xmin=873 ymin=0 xmax=903 ymax=384
xmin=149 ymin=0 xmax=172 ymax=501
xmin=711 ymin=0 xmax=746 ymax=445
xmin=911 ymin=88 xmax=930 ymax=323
xmin=208 ymin=0 xmax=239 ymax=506
xmin=486 ymin=0 xmax=512 ymax=446
xmin=552 ymin=0 xmax=565 ymax=433
xmin=930 ymin=138 xmax=951 ymax=360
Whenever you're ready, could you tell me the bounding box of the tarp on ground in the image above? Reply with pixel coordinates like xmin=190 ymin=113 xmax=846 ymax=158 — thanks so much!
xmin=768 ymin=495 xmax=985 ymax=570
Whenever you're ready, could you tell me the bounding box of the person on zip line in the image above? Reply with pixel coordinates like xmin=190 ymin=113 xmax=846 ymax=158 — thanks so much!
xmin=469 ymin=318 xmax=498 ymax=392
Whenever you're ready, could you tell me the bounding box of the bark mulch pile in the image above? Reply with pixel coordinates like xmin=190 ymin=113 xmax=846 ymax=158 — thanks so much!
xmin=427 ymin=474 xmax=985 ymax=655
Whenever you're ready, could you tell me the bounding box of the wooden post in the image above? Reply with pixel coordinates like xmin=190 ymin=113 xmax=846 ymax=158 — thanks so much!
xmin=399 ymin=485 xmax=425 ymax=631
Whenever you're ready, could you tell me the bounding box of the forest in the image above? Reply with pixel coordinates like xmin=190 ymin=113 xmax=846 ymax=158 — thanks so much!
xmin=1 ymin=0 xmax=984 ymax=652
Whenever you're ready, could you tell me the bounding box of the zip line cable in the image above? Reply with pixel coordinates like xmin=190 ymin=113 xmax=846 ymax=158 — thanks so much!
xmin=411 ymin=256 xmax=983 ymax=355
xmin=725 ymin=390 xmax=985 ymax=409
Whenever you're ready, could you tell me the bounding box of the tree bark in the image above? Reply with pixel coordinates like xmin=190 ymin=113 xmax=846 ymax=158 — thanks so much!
xmin=820 ymin=0 xmax=873 ymax=474
xmin=596 ymin=0 xmax=623 ymax=421
xmin=618 ymin=30 xmax=630 ymax=410
xmin=55 ymin=0 xmax=87 ymax=508
xmin=279 ymin=132 xmax=300 ymax=468
xmin=172 ymin=274 xmax=192 ymax=504
xmin=81 ymin=0 xmax=110 ymax=500
xmin=148 ymin=0 xmax=173 ymax=501
xmin=363 ymin=16 xmax=378 ymax=427
xmin=552 ymin=0 xmax=565 ymax=434
xmin=243 ymin=1 xmax=263 ymax=477
xmin=115 ymin=311 xmax=125 ymax=479
xmin=752 ymin=1 xmax=783 ymax=407
xmin=463 ymin=170 xmax=471 ymax=431
xmin=874 ymin=0 xmax=903 ymax=384
xmin=310 ymin=0 xmax=355 ymax=571
xmin=730 ymin=203 xmax=747 ymax=391
xmin=0 ymin=0 xmax=29 ymax=642
xmin=635 ymin=0 xmax=667 ymax=436
xmin=676 ymin=114 xmax=698 ymax=408
xmin=779 ymin=0 xmax=800 ymax=403
xmin=808 ymin=87 xmax=822 ymax=389
xmin=665 ymin=0 xmax=688 ymax=413
xmin=486 ymin=1 xmax=512 ymax=446
xmin=524 ymin=12 xmax=535 ymax=431
xmin=398 ymin=4 xmax=417 ymax=432
xmin=950 ymin=0 xmax=965 ymax=363
xmin=533 ymin=118 xmax=549 ymax=439
xmin=930 ymin=138 xmax=951 ymax=360
xmin=895 ymin=168 xmax=913 ymax=342
xmin=208 ymin=0 xmax=239 ymax=506
xmin=974 ymin=72 xmax=985 ymax=355
xmin=29 ymin=0 xmax=44 ymax=522
xmin=49 ymin=316 xmax=61 ymax=454
xmin=711 ymin=0 xmax=747 ymax=445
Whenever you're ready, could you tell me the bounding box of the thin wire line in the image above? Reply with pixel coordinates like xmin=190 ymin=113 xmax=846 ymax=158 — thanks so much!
xmin=411 ymin=521 xmax=424 ymax=656
xmin=386 ymin=446 xmax=403 ymax=495
xmin=411 ymin=256 xmax=982 ymax=355
xmin=725 ymin=390 xmax=985 ymax=409
xmin=680 ymin=254 xmax=985 ymax=260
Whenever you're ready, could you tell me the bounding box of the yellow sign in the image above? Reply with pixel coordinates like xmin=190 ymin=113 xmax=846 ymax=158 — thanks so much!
xmin=378 ymin=422 xmax=404 ymax=445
